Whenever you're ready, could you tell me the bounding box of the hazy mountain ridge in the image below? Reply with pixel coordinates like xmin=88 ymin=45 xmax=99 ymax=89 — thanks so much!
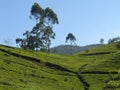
xmin=50 ymin=44 xmax=103 ymax=54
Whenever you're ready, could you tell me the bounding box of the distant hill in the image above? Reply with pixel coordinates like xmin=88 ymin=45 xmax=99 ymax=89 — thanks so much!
xmin=50 ymin=44 xmax=103 ymax=54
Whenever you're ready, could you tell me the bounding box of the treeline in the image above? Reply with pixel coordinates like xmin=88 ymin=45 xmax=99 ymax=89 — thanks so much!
xmin=16 ymin=3 xmax=77 ymax=52
xmin=15 ymin=2 xmax=120 ymax=52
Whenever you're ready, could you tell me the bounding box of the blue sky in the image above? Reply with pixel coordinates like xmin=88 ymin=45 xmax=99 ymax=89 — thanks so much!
xmin=0 ymin=0 xmax=120 ymax=47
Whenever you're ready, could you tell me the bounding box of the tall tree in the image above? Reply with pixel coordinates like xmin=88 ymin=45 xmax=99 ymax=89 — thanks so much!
xmin=65 ymin=33 xmax=76 ymax=54
xmin=30 ymin=3 xmax=58 ymax=51
xmin=16 ymin=3 xmax=58 ymax=51
xmin=65 ymin=33 xmax=76 ymax=45
xmin=100 ymin=38 xmax=104 ymax=44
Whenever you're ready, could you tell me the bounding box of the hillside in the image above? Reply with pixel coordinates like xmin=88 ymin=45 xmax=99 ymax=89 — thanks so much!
xmin=0 ymin=44 xmax=120 ymax=90
xmin=50 ymin=44 xmax=103 ymax=54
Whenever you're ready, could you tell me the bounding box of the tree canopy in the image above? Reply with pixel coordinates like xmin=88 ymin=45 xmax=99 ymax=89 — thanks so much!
xmin=16 ymin=3 xmax=59 ymax=51
xmin=100 ymin=38 xmax=104 ymax=44
xmin=65 ymin=33 xmax=76 ymax=45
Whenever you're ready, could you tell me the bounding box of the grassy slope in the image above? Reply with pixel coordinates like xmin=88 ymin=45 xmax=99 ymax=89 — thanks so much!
xmin=76 ymin=44 xmax=120 ymax=90
xmin=0 ymin=44 xmax=120 ymax=90
xmin=0 ymin=46 xmax=83 ymax=90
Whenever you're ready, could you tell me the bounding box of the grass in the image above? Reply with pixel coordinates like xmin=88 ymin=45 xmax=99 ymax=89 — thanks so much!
xmin=0 ymin=51 xmax=83 ymax=90
xmin=0 ymin=43 xmax=120 ymax=90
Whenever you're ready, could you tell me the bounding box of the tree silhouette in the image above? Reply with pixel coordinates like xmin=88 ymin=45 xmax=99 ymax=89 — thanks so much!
xmin=100 ymin=38 xmax=104 ymax=44
xmin=65 ymin=33 xmax=76 ymax=45
xmin=108 ymin=37 xmax=120 ymax=44
xmin=65 ymin=33 xmax=76 ymax=54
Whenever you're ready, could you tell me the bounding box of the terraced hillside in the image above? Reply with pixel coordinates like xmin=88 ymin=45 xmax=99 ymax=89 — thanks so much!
xmin=0 ymin=44 xmax=120 ymax=90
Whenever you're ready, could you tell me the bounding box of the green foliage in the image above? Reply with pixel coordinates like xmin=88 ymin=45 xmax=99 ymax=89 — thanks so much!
xmin=100 ymin=38 xmax=104 ymax=44
xmin=65 ymin=33 xmax=76 ymax=54
xmin=0 ymin=43 xmax=120 ymax=90
xmin=0 ymin=47 xmax=83 ymax=90
xmin=106 ymin=80 xmax=120 ymax=89
xmin=115 ymin=42 xmax=120 ymax=49
xmin=65 ymin=33 xmax=76 ymax=45
xmin=108 ymin=37 xmax=120 ymax=44
xmin=30 ymin=2 xmax=44 ymax=23
xmin=85 ymin=49 xmax=89 ymax=54
xmin=16 ymin=3 xmax=59 ymax=51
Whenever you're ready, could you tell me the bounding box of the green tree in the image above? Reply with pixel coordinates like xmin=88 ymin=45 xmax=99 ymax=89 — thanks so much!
xmin=108 ymin=39 xmax=112 ymax=44
xmin=16 ymin=31 xmax=43 ymax=50
xmin=65 ymin=33 xmax=76 ymax=54
xmin=16 ymin=3 xmax=58 ymax=51
xmin=100 ymin=38 xmax=104 ymax=44
xmin=30 ymin=3 xmax=58 ymax=51
xmin=108 ymin=37 xmax=120 ymax=44
xmin=65 ymin=33 xmax=76 ymax=45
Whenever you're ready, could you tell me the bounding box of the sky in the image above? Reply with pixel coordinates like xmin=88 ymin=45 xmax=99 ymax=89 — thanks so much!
xmin=1 ymin=0 xmax=120 ymax=47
